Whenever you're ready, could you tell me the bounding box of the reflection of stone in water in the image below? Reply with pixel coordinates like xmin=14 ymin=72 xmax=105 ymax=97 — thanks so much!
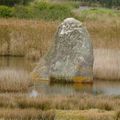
xmin=93 ymin=80 xmax=120 ymax=95
xmin=32 ymin=81 xmax=93 ymax=95
xmin=1 ymin=56 xmax=120 ymax=96
xmin=73 ymin=83 xmax=93 ymax=93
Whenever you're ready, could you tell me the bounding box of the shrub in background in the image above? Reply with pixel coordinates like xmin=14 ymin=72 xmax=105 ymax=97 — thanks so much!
xmin=13 ymin=5 xmax=33 ymax=19
xmin=32 ymin=1 xmax=74 ymax=20
xmin=0 ymin=1 xmax=74 ymax=20
xmin=0 ymin=6 xmax=13 ymax=17
xmin=0 ymin=0 xmax=34 ymax=6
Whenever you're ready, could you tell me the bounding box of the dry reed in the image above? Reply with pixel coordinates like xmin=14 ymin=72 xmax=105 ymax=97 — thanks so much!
xmin=0 ymin=94 xmax=119 ymax=111
xmin=0 ymin=109 xmax=55 ymax=120
xmin=0 ymin=94 xmax=119 ymax=120
xmin=0 ymin=18 xmax=58 ymax=59
xmin=56 ymin=109 xmax=115 ymax=120
xmin=0 ymin=68 xmax=32 ymax=92
xmin=0 ymin=18 xmax=120 ymax=80
xmin=0 ymin=17 xmax=120 ymax=56
xmin=94 ymin=49 xmax=120 ymax=80
xmin=85 ymin=19 xmax=120 ymax=49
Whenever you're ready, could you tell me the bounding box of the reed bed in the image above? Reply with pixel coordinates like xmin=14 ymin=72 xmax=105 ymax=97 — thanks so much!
xmin=0 ymin=109 xmax=55 ymax=120
xmin=0 ymin=109 xmax=117 ymax=120
xmin=56 ymin=109 xmax=116 ymax=120
xmin=0 ymin=94 xmax=119 ymax=111
xmin=0 ymin=18 xmax=57 ymax=60
xmin=85 ymin=18 xmax=120 ymax=49
xmin=0 ymin=18 xmax=120 ymax=80
xmin=94 ymin=49 xmax=120 ymax=80
xmin=0 ymin=94 xmax=119 ymax=120
xmin=0 ymin=68 xmax=32 ymax=92
xmin=0 ymin=17 xmax=120 ymax=57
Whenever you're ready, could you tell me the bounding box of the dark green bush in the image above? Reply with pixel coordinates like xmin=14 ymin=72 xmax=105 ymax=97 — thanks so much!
xmin=32 ymin=1 xmax=74 ymax=20
xmin=70 ymin=0 xmax=120 ymax=8
xmin=0 ymin=0 xmax=34 ymax=6
xmin=0 ymin=6 xmax=13 ymax=17
xmin=0 ymin=1 xmax=75 ymax=20
xmin=13 ymin=5 xmax=33 ymax=19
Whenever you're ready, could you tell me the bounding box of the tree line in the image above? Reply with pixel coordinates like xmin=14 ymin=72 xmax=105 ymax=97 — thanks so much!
xmin=0 ymin=0 xmax=120 ymax=8
xmin=0 ymin=0 xmax=33 ymax=6
xmin=72 ymin=0 xmax=120 ymax=8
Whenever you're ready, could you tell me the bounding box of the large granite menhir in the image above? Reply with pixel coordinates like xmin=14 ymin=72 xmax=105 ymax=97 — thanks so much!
xmin=32 ymin=18 xmax=94 ymax=83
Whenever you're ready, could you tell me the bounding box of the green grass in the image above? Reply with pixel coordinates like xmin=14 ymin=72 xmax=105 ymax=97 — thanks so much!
xmin=75 ymin=8 xmax=120 ymax=21
xmin=82 ymin=8 xmax=119 ymax=15
xmin=0 ymin=68 xmax=32 ymax=92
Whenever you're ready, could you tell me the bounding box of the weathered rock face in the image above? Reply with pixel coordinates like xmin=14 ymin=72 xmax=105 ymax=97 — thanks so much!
xmin=32 ymin=18 xmax=94 ymax=83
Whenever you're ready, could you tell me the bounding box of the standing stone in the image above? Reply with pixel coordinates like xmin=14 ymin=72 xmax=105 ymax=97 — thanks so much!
xmin=32 ymin=18 xmax=94 ymax=83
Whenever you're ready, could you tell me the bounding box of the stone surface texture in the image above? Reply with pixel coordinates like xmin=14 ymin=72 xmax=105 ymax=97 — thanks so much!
xmin=33 ymin=18 xmax=94 ymax=83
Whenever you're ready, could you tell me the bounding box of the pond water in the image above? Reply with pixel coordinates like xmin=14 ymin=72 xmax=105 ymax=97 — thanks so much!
xmin=0 ymin=56 xmax=120 ymax=96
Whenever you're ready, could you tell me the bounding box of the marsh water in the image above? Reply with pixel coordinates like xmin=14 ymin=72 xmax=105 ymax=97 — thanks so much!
xmin=0 ymin=56 xmax=120 ymax=96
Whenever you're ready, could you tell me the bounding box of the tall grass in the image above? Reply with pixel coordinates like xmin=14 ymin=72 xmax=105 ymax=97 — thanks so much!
xmin=85 ymin=18 xmax=120 ymax=49
xmin=0 ymin=109 xmax=55 ymax=120
xmin=0 ymin=109 xmax=116 ymax=120
xmin=0 ymin=17 xmax=120 ymax=55
xmin=0 ymin=94 xmax=119 ymax=111
xmin=0 ymin=94 xmax=119 ymax=120
xmin=0 ymin=19 xmax=57 ymax=59
xmin=0 ymin=68 xmax=32 ymax=92
xmin=94 ymin=49 xmax=120 ymax=80
xmin=56 ymin=109 xmax=115 ymax=120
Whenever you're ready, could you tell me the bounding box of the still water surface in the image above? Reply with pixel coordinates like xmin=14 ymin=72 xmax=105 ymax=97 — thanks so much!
xmin=0 ymin=57 xmax=120 ymax=96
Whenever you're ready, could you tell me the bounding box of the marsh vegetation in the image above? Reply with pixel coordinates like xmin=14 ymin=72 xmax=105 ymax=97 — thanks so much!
xmin=0 ymin=0 xmax=120 ymax=120
xmin=0 ymin=93 xmax=119 ymax=120
xmin=0 ymin=17 xmax=120 ymax=80
xmin=0 ymin=56 xmax=119 ymax=120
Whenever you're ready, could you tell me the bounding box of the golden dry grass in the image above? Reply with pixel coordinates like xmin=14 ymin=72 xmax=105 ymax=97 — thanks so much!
xmin=0 ymin=68 xmax=32 ymax=92
xmin=0 ymin=94 xmax=119 ymax=111
xmin=94 ymin=49 xmax=120 ymax=80
xmin=0 ymin=108 xmax=117 ymax=120
xmin=0 ymin=109 xmax=55 ymax=120
xmin=85 ymin=19 xmax=120 ymax=49
xmin=56 ymin=109 xmax=115 ymax=120
xmin=0 ymin=94 xmax=119 ymax=120
xmin=0 ymin=18 xmax=58 ymax=59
